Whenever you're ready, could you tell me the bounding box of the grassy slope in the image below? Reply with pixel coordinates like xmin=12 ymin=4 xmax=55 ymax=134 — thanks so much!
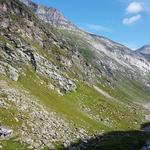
xmin=17 ymin=69 xmax=107 ymax=132
xmin=16 ymin=71 xmax=150 ymax=150
xmin=17 ymin=69 xmax=148 ymax=132
xmin=97 ymin=76 xmax=150 ymax=103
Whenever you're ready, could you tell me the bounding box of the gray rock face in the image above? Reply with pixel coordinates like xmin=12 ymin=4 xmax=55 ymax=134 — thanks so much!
xmin=0 ymin=62 xmax=19 ymax=81
xmin=0 ymin=1 xmax=76 ymax=93
xmin=19 ymin=0 xmax=77 ymax=29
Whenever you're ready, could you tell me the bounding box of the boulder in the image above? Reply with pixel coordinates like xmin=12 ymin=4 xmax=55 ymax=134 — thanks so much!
xmin=0 ymin=101 xmax=5 ymax=108
xmin=0 ymin=126 xmax=12 ymax=139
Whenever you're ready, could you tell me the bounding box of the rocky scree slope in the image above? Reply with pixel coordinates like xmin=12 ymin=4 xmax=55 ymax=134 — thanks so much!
xmin=0 ymin=0 xmax=150 ymax=150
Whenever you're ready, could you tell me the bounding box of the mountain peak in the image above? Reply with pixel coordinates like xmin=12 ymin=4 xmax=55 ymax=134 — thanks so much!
xmin=137 ymin=45 xmax=150 ymax=55
xmin=19 ymin=0 xmax=77 ymax=29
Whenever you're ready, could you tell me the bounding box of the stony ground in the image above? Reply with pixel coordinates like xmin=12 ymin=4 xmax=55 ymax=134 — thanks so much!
xmin=0 ymin=79 xmax=88 ymax=149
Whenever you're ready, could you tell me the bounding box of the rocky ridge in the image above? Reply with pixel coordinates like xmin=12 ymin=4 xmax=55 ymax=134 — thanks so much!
xmin=20 ymin=0 xmax=77 ymax=30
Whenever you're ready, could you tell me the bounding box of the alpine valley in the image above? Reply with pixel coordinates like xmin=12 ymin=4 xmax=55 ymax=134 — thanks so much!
xmin=0 ymin=0 xmax=150 ymax=150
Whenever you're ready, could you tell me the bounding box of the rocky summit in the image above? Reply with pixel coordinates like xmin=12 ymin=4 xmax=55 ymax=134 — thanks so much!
xmin=20 ymin=0 xmax=77 ymax=30
xmin=137 ymin=45 xmax=150 ymax=55
xmin=0 ymin=0 xmax=150 ymax=150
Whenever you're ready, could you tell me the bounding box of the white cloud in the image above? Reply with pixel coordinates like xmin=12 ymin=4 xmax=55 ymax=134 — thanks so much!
xmin=126 ymin=2 xmax=143 ymax=14
xmin=79 ymin=24 xmax=111 ymax=33
xmin=121 ymin=0 xmax=150 ymax=25
xmin=123 ymin=14 xmax=141 ymax=25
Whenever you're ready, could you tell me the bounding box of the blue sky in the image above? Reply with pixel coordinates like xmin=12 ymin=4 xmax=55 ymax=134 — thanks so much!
xmin=32 ymin=0 xmax=150 ymax=49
